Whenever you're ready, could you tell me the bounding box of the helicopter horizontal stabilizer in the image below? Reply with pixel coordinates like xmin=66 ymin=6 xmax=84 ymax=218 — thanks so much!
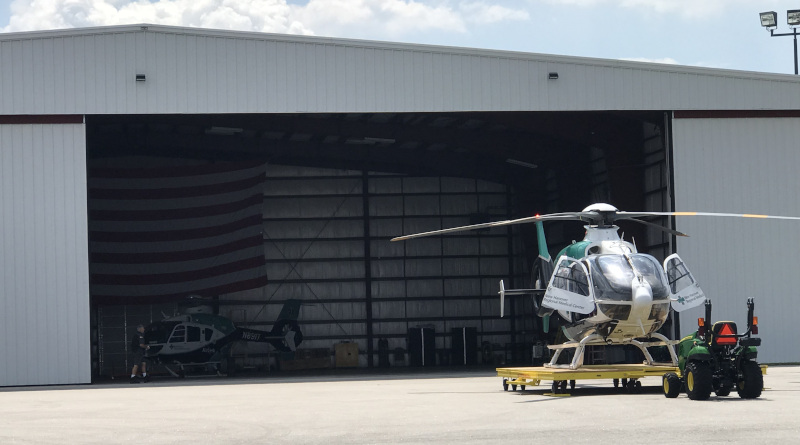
xmin=499 ymin=280 xmax=545 ymax=318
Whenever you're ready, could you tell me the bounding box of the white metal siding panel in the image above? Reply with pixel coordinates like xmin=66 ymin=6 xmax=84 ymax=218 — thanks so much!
xmin=2 ymin=26 xmax=800 ymax=114
xmin=672 ymin=117 xmax=800 ymax=364
xmin=0 ymin=123 xmax=90 ymax=386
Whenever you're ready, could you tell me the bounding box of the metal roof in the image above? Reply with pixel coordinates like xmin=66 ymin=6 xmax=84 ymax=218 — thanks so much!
xmin=2 ymin=23 xmax=800 ymax=115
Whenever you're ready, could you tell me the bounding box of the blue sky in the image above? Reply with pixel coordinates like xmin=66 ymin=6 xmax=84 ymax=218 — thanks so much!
xmin=1 ymin=0 xmax=800 ymax=75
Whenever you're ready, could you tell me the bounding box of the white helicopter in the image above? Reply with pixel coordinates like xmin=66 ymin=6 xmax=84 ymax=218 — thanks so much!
xmin=392 ymin=203 xmax=800 ymax=369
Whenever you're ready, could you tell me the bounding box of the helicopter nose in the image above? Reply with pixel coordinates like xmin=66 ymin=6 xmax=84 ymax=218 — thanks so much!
xmin=631 ymin=277 xmax=653 ymax=321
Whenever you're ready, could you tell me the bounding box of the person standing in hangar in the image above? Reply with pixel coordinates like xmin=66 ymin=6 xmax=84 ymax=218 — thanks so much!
xmin=130 ymin=324 xmax=150 ymax=383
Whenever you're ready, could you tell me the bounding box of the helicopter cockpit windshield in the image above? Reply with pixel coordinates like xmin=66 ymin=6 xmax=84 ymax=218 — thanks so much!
xmin=587 ymin=254 xmax=670 ymax=302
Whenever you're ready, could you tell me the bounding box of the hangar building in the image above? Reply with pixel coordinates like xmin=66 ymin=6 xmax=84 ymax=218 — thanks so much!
xmin=2 ymin=24 xmax=800 ymax=386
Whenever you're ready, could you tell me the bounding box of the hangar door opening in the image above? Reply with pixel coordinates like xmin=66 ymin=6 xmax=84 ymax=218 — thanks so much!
xmin=86 ymin=111 xmax=672 ymax=378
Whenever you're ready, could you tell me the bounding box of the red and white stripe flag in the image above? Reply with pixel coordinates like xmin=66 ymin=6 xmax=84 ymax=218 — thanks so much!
xmin=88 ymin=160 xmax=267 ymax=304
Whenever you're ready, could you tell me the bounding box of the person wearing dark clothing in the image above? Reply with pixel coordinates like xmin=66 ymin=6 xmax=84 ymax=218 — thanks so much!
xmin=130 ymin=324 xmax=150 ymax=383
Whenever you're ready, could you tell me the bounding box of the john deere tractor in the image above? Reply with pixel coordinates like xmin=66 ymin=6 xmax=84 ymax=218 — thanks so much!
xmin=662 ymin=298 xmax=763 ymax=400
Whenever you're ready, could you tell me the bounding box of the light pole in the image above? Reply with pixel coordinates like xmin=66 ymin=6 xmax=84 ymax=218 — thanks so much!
xmin=760 ymin=10 xmax=800 ymax=75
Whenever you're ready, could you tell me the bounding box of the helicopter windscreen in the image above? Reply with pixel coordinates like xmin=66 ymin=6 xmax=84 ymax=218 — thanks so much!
xmin=588 ymin=254 xmax=669 ymax=301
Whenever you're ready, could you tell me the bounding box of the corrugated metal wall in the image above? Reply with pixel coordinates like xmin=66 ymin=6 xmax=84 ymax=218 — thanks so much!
xmin=2 ymin=25 xmax=800 ymax=115
xmin=220 ymin=164 xmax=528 ymax=368
xmin=672 ymin=116 xmax=800 ymax=363
xmin=0 ymin=123 xmax=91 ymax=386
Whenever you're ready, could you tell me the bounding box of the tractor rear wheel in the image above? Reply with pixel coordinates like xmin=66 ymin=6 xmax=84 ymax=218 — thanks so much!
xmin=737 ymin=361 xmax=763 ymax=399
xmin=685 ymin=361 xmax=713 ymax=400
xmin=663 ymin=373 xmax=681 ymax=398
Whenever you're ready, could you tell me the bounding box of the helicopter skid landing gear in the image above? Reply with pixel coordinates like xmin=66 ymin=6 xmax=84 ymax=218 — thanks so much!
xmin=545 ymin=333 xmax=679 ymax=370
xmin=163 ymin=362 xmax=223 ymax=378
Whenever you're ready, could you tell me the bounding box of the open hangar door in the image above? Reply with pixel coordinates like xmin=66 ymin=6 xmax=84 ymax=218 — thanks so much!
xmin=86 ymin=110 xmax=670 ymax=378
xmin=672 ymin=112 xmax=800 ymax=364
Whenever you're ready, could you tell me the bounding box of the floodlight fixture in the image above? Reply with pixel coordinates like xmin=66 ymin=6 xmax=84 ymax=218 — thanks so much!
xmin=759 ymin=10 xmax=800 ymax=74
xmin=788 ymin=9 xmax=800 ymax=27
xmin=760 ymin=11 xmax=778 ymax=28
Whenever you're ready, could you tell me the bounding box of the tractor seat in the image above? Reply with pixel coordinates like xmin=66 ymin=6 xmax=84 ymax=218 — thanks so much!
xmin=711 ymin=321 xmax=738 ymax=346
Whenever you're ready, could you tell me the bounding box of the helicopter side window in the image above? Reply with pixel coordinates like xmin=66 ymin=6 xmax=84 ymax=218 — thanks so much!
xmin=187 ymin=326 xmax=201 ymax=342
xmin=145 ymin=321 xmax=180 ymax=344
xmin=204 ymin=328 xmax=213 ymax=342
xmin=168 ymin=325 xmax=186 ymax=343
xmin=665 ymin=258 xmax=693 ymax=294
xmin=552 ymin=263 xmax=590 ymax=297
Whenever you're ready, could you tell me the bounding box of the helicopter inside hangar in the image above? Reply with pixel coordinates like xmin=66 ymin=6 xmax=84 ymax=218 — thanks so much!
xmin=87 ymin=110 xmax=674 ymax=377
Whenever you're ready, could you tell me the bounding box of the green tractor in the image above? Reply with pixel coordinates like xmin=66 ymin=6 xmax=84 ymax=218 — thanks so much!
xmin=662 ymin=298 xmax=763 ymax=400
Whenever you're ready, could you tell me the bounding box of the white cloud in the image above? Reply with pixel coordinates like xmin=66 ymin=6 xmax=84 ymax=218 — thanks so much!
xmin=2 ymin=0 xmax=529 ymax=36
xmin=542 ymin=0 xmax=756 ymax=19
xmin=289 ymin=0 xmax=467 ymax=37
xmin=3 ymin=0 xmax=311 ymax=33
xmin=460 ymin=2 xmax=530 ymax=24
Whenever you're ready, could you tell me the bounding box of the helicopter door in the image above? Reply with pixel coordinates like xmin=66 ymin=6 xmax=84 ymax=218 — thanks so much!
xmin=542 ymin=256 xmax=595 ymax=314
xmin=663 ymin=253 xmax=706 ymax=311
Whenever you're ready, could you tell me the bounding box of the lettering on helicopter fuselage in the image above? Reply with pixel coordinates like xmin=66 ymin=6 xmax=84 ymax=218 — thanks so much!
xmin=202 ymin=347 xmax=216 ymax=354
xmin=241 ymin=332 xmax=263 ymax=341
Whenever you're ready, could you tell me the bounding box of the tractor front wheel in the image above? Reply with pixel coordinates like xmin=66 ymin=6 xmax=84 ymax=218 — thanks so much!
xmin=663 ymin=372 xmax=681 ymax=398
xmin=685 ymin=361 xmax=713 ymax=400
xmin=737 ymin=361 xmax=763 ymax=399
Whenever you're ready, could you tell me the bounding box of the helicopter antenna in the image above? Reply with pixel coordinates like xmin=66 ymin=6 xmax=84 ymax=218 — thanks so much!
xmin=631 ymin=236 xmax=637 ymax=251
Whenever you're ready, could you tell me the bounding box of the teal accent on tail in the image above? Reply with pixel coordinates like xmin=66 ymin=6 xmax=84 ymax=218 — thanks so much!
xmin=277 ymin=299 xmax=302 ymax=321
xmin=536 ymin=221 xmax=552 ymax=333
xmin=535 ymin=221 xmax=550 ymax=261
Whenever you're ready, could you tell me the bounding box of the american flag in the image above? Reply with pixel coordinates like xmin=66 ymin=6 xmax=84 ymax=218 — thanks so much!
xmin=88 ymin=160 xmax=267 ymax=304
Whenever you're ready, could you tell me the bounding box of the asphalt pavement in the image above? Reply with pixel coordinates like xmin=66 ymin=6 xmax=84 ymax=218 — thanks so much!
xmin=2 ymin=365 xmax=799 ymax=444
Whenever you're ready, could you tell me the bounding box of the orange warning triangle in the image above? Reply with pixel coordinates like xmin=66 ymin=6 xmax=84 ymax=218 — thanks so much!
xmin=719 ymin=323 xmax=736 ymax=337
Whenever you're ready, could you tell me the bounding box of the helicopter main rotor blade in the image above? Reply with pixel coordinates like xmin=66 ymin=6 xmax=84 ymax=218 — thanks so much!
xmin=615 ymin=211 xmax=800 ymax=222
xmin=390 ymin=212 xmax=595 ymax=242
xmin=622 ymin=217 xmax=689 ymax=237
